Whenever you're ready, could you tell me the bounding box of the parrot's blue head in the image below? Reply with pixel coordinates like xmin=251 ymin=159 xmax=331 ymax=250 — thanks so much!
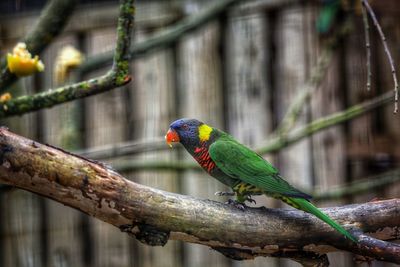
xmin=166 ymin=118 xmax=215 ymax=149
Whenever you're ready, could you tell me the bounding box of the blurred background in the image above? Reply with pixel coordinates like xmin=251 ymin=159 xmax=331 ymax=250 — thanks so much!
xmin=0 ymin=0 xmax=399 ymax=266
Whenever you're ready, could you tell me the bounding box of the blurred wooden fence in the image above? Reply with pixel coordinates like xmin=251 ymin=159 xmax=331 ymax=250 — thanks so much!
xmin=0 ymin=0 xmax=399 ymax=267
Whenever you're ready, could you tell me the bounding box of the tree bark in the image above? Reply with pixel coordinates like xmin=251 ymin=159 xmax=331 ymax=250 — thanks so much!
xmin=0 ymin=128 xmax=399 ymax=264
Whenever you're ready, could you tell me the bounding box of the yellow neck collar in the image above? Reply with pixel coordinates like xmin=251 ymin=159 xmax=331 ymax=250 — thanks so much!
xmin=198 ymin=124 xmax=213 ymax=142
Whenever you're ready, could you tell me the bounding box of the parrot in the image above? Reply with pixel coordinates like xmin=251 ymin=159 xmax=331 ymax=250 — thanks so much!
xmin=165 ymin=118 xmax=357 ymax=243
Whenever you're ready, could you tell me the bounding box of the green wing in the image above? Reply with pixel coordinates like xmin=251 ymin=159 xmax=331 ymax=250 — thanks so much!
xmin=209 ymin=138 xmax=311 ymax=199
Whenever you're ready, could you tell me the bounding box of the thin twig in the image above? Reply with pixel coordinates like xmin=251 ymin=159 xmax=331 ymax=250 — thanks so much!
xmin=313 ymin=168 xmax=400 ymax=201
xmin=361 ymin=1 xmax=372 ymax=91
xmin=361 ymin=0 xmax=398 ymax=113
xmin=0 ymin=0 xmax=134 ymax=118
xmin=257 ymin=90 xmax=394 ymax=154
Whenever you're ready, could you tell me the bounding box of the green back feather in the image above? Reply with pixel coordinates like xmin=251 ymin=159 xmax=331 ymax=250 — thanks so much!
xmin=209 ymin=135 xmax=311 ymax=199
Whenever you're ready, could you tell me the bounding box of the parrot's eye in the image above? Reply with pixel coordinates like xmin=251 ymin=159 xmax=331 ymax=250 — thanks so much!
xmin=181 ymin=124 xmax=189 ymax=130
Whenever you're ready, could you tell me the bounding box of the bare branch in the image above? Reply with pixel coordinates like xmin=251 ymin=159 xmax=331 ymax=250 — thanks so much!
xmin=0 ymin=128 xmax=398 ymax=263
xmin=361 ymin=0 xmax=398 ymax=113
xmin=361 ymin=1 xmax=372 ymax=91
xmin=314 ymin=168 xmax=400 ymax=201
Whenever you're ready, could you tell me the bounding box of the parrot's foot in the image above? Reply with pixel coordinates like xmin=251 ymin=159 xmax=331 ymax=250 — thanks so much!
xmin=226 ymin=199 xmax=248 ymax=211
xmin=245 ymin=196 xmax=257 ymax=205
xmin=215 ymin=191 xmax=236 ymax=196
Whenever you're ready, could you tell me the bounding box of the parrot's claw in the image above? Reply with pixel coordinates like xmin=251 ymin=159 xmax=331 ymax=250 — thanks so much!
xmin=215 ymin=191 xmax=236 ymax=196
xmin=226 ymin=199 xmax=247 ymax=211
xmin=246 ymin=196 xmax=257 ymax=205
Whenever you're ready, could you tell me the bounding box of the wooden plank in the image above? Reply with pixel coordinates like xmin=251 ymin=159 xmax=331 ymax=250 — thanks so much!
xmin=343 ymin=20 xmax=376 ymax=200
xmin=378 ymin=13 xmax=400 ymax=211
xmin=344 ymin=14 xmax=400 ymax=267
xmin=311 ymin=53 xmax=347 ymax=207
xmin=310 ymin=33 xmax=353 ymax=267
xmin=274 ymin=5 xmax=313 ymax=267
xmin=274 ymin=5 xmax=312 ymax=199
xmin=1 ymin=190 xmax=42 ymax=267
xmin=83 ymin=27 xmax=131 ymax=267
xmin=40 ymin=35 xmax=86 ymax=267
xmin=0 ymin=38 xmax=44 ymax=267
xmin=225 ymin=12 xmax=277 ymax=267
xmin=177 ymin=18 xmax=229 ymax=267
xmin=85 ymin=28 xmax=127 ymax=148
xmin=128 ymin=27 xmax=181 ymax=267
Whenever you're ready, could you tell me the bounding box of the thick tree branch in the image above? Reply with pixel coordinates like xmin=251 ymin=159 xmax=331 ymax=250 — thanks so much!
xmin=0 ymin=128 xmax=398 ymax=263
xmin=0 ymin=0 xmax=134 ymax=118
xmin=0 ymin=0 xmax=78 ymax=92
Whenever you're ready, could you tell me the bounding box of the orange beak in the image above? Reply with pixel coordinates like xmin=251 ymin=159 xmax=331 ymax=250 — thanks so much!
xmin=165 ymin=128 xmax=180 ymax=148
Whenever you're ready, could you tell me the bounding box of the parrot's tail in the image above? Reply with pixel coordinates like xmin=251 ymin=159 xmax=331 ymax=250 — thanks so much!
xmin=279 ymin=196 xmax=358 ymax=243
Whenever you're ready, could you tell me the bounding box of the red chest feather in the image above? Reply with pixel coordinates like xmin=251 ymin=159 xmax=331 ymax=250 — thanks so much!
xmin=193 ymin=146 xmax=216 ymax=172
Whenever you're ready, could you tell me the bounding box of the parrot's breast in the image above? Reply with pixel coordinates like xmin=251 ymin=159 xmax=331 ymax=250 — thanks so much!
xmin=193 ymin=146 xmax=216 ymax=172
xmin=189 ymin=143 xmax=238 ymax=188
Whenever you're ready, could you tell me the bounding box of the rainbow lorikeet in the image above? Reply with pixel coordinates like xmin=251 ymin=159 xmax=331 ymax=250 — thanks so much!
xmin=165 ymin=118 xmax=357 ymax=243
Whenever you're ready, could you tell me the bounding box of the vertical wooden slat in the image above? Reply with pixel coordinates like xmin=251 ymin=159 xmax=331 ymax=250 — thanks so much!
xmin=311 ymin=47 xmax=353 ymax=267
xmin=84 ymin=27 xmax=131 ymax=267
xmin=305 ymin=3 xmax=353 ymax=266
xmin=2 ymin=190 xmax=42 ymax=267
xmin=274 ymin=5 xmax=312 ymax=267
xmin=177 ymin=18 xmax=229 ymax=267
xmin=225 ymin=12 xmax=277 ymax=267
xmin=343 ymin=21 xmax=375 ymax=200
xmin=378 ymin=14 xmax=400 ymax=203
xmin=0 ymin=59 xmax=41 ymax=267
xmin=311 ymin=53 xmax=347 ymax=205
xmin=129 ymin=27 xmax=181 ymax=267
xmin=274 ymin=6 xmax=312 ymax=201
xmin=40 ymin=35 xmax=86 ymax=267
xmin=274 ymin=5 xmax=312 ymax=191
